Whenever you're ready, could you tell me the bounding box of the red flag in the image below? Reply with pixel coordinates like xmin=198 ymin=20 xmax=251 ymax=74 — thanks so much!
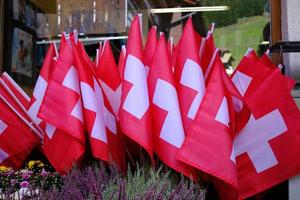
xmin=167 ymin=36 xmax=174 ymax=59
xmin=96 ymin=41 xmax=122 ymax=118
xmin=148 ymin=34 xmax=195 ymax=177
xmin=28 ymin=43 xmax=57 ymax=126
xmin=27 ymin=42 xmax=84 ymax=173
xmin=143 ymin=26 xmax=158 ymax=75
xmin=0 ymin=72 xmax=31 ymax=109
xmin=0 ymin=75 xmax=43 ymax=139
xmin=38 ymin=36 xmax=86 ymax=172
xmin=94 ymin=41 xmax=127 ymax=171
xmin=0 ymin=95 xmax=39 ymax=170
xmin=177 ymin=54 xmax=239 ymax=200
xmin=174 ymin=17 xmax=205 ymax=134
xmin=230 ymin=55 xmax=300 ymax=199
xmin=38 ymin=36 xmax=85 ymax=142
xmin=71 ymin=40 xmax=109 ymax=162
xmin=119 ymin=16 xmax=154 ymax=162
xmin=200 ymin=29 xmax=217 ymax=79
xmin=118 ymin=45 xmax=126 ymax=78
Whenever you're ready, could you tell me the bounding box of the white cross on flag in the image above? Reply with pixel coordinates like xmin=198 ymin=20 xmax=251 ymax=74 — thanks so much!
xmin=0 ymin=97 xmax=39 ymax=170
xmin=230 ymin=53 xmax=300 ymax=199
xmin=148 ymin=34 xmax=196 ymax=178
xmin=119 ymin=16 xmax=154 ymax=163
xmin=28 ymin=40 xmax=85 ymax=174
xmin=177 ymin=53 xmax=241 ymax=200
xmin=70 ymin=39 xmax=110 ymax=162
xmin=94 ymin=41 xmax=126 ymax=171
xmin=174 ymin=17 xmax=205 ymax=134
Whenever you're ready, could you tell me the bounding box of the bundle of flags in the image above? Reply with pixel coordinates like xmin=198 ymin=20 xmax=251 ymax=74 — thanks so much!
xmin=1 ymin=15 xmax=300 ymax=199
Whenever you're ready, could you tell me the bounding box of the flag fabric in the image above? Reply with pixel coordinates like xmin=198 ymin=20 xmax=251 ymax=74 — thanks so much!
xmin=119 ymin=16 xmax=154 ymax=163
xmin=174 ymin=17 xmax=205 ymax=134
xmin=143 ymin=26 xmax=158 ymax=76
xmin=94 ymin=41 xmax=126 ymax=171
xmin=231 ymin=53 xmax=300 ymax=199
xmin=38 ymin=36 xmax=86 ymax=173
xmin=118 ymin=45 xmax=126 ymax=78
xmin=0 ymin=72 xmax=31 ymax=109
xmin=96 ymin=41 xmax=122 ymax=118
xmin=200 ymin=28 xmax=217 ymax=79
xmin=71 ymin=39 xmax=109 ymax=162
xmin=167 ymin=36 xmax=174 ymax=60
xmin=38 ymin=35 xmax=85 ymax=142
xmin=0 ymin=94 xmax=39 ymax=170
xmin=28 ymin=43 xmax=57 ymax=126
xmin=148 ymin=34 xmax=195 ymax=178
xmin=177 ymin=53 xmax=240 ymax=200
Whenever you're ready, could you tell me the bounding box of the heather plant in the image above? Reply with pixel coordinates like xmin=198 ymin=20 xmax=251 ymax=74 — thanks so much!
xmin=1 ymin=161 xmax=206 ymax=200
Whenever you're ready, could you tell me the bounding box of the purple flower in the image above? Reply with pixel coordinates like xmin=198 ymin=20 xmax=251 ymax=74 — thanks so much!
xmin=20 ymin=180 xmax=29 ymax=188
xmin=10 ymin=179 xmax=17 ymax=185
xmin=22 ymin=173 xmax=30 ymax=179
xmin=41 ymin=169 xmax=49 ymax=177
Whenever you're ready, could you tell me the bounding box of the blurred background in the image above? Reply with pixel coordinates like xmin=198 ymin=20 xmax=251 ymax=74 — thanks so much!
xmin=0 ymin=0 xmax=271 ymax=93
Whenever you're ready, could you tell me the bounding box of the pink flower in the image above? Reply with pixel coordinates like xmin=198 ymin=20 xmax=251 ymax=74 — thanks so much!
xmin=20 ymin=181 xmax=29 ymax=188
xmin=10 ymin=179 xmax=17 ymax=185
xmin=41 ymin=169 xmax=49 ymax=177
xmin=22 ymin=173 xmax=30 ymax=179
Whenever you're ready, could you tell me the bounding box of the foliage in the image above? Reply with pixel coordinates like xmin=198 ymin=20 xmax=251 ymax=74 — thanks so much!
xmin=0 ymin=161 xmax=206 ymax=200
xmin=201 ymin=0 xmax=267 ymax=27
xmin=214 ymin=15 xmax=269 ymax=67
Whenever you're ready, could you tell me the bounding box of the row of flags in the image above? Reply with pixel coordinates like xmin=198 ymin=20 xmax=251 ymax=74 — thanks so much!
xmin=1 ymin=15 xmax=300 ymax=199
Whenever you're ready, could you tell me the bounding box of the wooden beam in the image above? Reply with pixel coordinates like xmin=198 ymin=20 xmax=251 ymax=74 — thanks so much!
xmin=270 ymin=0 xmax=282 ymax=65
xmin=30 ymin=0 xmax=57 ymax=13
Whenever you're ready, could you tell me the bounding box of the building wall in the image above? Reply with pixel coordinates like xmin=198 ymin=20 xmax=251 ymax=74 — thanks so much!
xmin=281 ymin=0 xmax=300 ymax=83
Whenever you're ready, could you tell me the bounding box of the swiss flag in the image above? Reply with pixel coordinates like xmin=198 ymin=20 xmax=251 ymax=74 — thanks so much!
xmin=143 ymin=26 xmax=158 ymax=76
xmin=0 ymin=72 xmax=31 ymax=109
xmin=231 ymin=54 xmax=300 ymax=199
xmin=94 ymin=41 xmax=126 ymax=171
xmin=71 ymin=39 xmax=109 ymax=162
xmin=174 ymin=18 xmax=205 ymax=134
xmin=148 ymin=34 xmax=195 ymax=178
xmin=0 ymin=75 xmax=43 ymax=139
xmin=96 ymin=41 xmax=122 ymax=118
xmin=38 ymin=35 xmax=85 ymax=143
xmin=177 ymin=53 xmax=240 ymax=199
xmin=27 ymin=42 xmax=84 ymax=173
xmin=119 ymin=16 xmax=154 ymax=163
xmin=28 ymin=43 xmax=57 ymax=126
xmin=200 ymin=27 xmax=217 ymax=79
xmin=38 ymin=36 xmax=86 ymax=172
xmin=0 ymin=94 xmax=39 ymax=169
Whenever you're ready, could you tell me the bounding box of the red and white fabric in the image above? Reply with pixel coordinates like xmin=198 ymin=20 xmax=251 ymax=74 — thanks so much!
xmin=148 ymin=34 xmax=196 ymax=178
xmin=174 ymin=17 xmax=205 ymax=134
xmin=143 ymin=26 xmax=158 ymax=76
xmin=118 ymin=45 xmax=126 ymax=79
xmin=119 ymin=16 xmax=154 ymax=162
xmin=0 ymin=94 xmax=39 ymax=170
xmin=177 ymin=53 xmax=241 ymax=200
xmin=71 ymin=39 xmax=109 ymax=162
xmin=94 ymin=41 xmax=127 ymax=171
xmin=96 ymin=41 xmax=122 ymax=119
xmin=38 ymin=36 xmax=86 ymax=173
xmin=200 ymin=25 xmax=217 ymax=80
xmin=231 ymin=53 xmax=300 ymax=199
xmin=0 ymin=72 xmax=31 ymax=109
